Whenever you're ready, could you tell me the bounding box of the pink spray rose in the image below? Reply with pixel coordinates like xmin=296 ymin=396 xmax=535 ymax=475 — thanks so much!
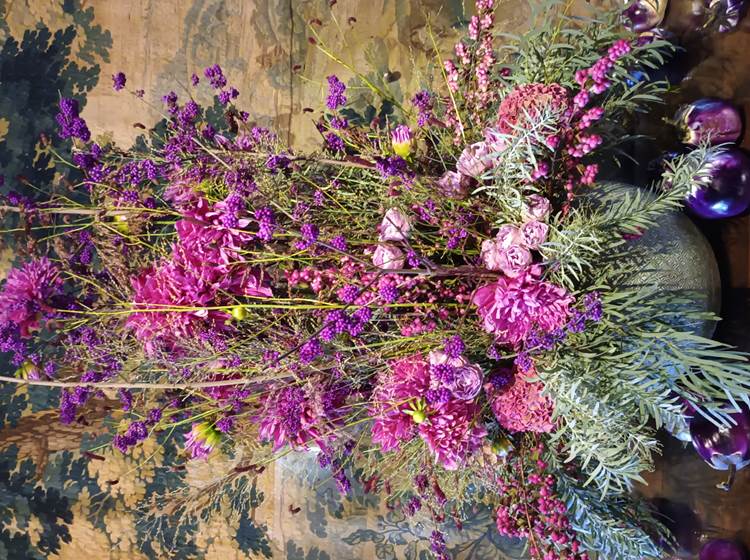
xmin=520 ymin=220 xmax=549 ymax=249
xmin=379 ymin=207 xmax=412 ymax=242
xmin=457 ymin=141 xmax=493 ymax=177
xmin=480 ymin=225 xmax=531 ymax=276
xmin=428 ymin=350 xmax=484 ymax=401
xmin=523 ymin=194 xmax=551 ymax=222
xmin=436 ymin=171 xmax=469 ymax=199
xmin=472 ymin=265 xmax=573 ymax=345
xmin=372 ymin=244 xmax=405 ymax=270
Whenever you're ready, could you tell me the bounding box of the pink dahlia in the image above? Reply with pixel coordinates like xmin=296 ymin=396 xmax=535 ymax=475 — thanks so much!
xmin=487 ymin=369 xmax=554 ymax=433
xmin=418 ymin=400 xmax=487 ymax=470
xmin=472 ymin=265 xmax=573 ymax=346
xmin=0 ymin=258 xmax=62 ymax=336
xmin=496 ymin=83 xmax=570 ymax=135
xmin=370 ymin=355 xmax=431 ymax=451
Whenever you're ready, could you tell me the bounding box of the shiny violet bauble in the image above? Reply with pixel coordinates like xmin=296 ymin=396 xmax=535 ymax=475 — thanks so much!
xmin=700 ymin=539 xmax=747 ymax=560
xmin=685 ymin=148 xmax=750 ymax=219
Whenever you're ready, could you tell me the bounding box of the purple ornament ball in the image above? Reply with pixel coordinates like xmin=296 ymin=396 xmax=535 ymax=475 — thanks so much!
xmin=685 ymin=148 xmax=750 ymax=219
xmin=700 ymin=539 xmax=747 ymax=560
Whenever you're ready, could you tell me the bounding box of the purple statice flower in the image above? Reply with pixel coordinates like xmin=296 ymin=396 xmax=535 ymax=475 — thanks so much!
xmin=59 ymin=390 xmax=78 ymax=425
xmin=203 ymin=64 xmax=227 ymax=89
xmin=146 ymin=408 xmax=163 ymax=425
xmin=254 ymin=206 xmax=276 ymax=242
xmin=55 ymin=98 xmax=90 ymax=142
xmin=162 ymin=91 xmax=178 ymax=114
xmin=488 ymin=367 xmax=514 ymax=391
xmin=329 ymin=235 xmax=347 ymax=252
xmin=218 ymin=90 xmax=232 ymax=105
xmin=443 ymin=335 xmax=465 ymax=359
xmin=202 ymin=124 xmax=217 ymax=140
xmin=585 ymin=291 xmax=603 ymax=321
xmin=411 ymin=90 xmax=434 ymax=127
xmin=266 ymin=153 xmax=291 ymax=173
xmin=514 ymin=352 xmax=533 ymax=373
xmin=375 ymin=155 xmax=410 ymax=179
xmin=0 ymin=258 xmax=62 ymax=337
xmin=404 ymin=496 xmax=422 ymax=516
xmin=326 ymin=75 xmax=347 ymax=110
xmin=430 ymin=530 xmax=449 ymax=560
xmin=190 ymin=73 xmax=200 ymax=86
xmin=325 ymin=132 xmax=345 ymax=152
xmin=126 ymin=421 xmax=148 ymax=442
xmin=112 ymin=72 xmax=126 ymax=91
xmin=295 ymin=223 xmax=319 ymax=250
xmin=117 ymin=388 xmax=133 ymax=412
xmin=329 ymin=116 xmax=348 ymax=130
xmin=216 ymin=416 xmax=235 ymax=433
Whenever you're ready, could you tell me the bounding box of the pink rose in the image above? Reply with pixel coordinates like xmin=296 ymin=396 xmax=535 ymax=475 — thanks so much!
xmin=379 ymin=207 xmax=412 ymax=242
xmin=457 ymin=141 xmax=493 ymax=177
xmin=483 ymin=128 xmax=507 ymax=152
xmin=436 ymin=171 xmax=469 ymax=199
xmin=520 ymin=220 xmax=549 ymax=249
xmin=372 ymin=244 xmax=405 ymax=270
xmin=481 ymin=238 xmax=504 ymax=271
xmin=495 ymin=225 xmax=522 ymax=248
xmin=523 ymin=194 xmax=551 ymax=222
xmin=446 ymin=362 xmax=483 ymax=400
xmin=497 ymin=245 xmax=532 ymax=277
xmin=428 ymin=350 xmax=484 ymax=402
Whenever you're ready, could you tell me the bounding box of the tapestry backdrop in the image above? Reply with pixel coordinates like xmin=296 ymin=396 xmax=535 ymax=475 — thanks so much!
xmin=1 ymin=1 xmax=750 ymax=559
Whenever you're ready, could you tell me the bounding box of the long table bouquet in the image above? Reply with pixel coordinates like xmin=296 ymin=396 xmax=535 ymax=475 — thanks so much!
xmin=2 ymin=1 xmax=750 ymax=559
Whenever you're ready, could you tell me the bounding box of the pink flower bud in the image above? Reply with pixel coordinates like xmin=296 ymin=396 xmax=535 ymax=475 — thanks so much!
xmin=379 ymin=207 xmax=412 ymax=242
xmin=520 ymin=220 xmax=549 ymax=249
xmin=372 ymin=244 xmax=405 ymax=270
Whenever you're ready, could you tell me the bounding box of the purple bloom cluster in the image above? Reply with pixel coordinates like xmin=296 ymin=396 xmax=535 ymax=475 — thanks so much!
xmin=325 ymin=132 xmax=345 ymax=152
xmin=295 ymin=223 xmax=320 ymax=250
xmin=411 ymin=90 xmax=434 ymax=127
xmin=112 ymin=72 xmax=126 ymax=91
xmin=55 ymin=98 xmax=90 ymax=142
xmin=254 ymin=206 xmax=276 ymax=242
xmin=204 ymin=64 xmax=227 ymax=89
xmin=375 ymin=155 xmax=411 ymax=180
xmin=325 ymin=75 xmax=347 ymax=110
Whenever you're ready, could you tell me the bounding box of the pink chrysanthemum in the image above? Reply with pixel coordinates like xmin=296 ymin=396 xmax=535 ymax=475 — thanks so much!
xmin=418 ymin=401 xmax=487 ymax=470
xmin=487 ymin=369 xmax=555 ymax=433
xmin=496 ymin=83 xmax=570 ymax=134
xmin=370 ymin=355 xmax=431 ymax=451
xmin=472 ymin=266 xmax=573 ymax=346
xmin=0 ymin=257 xmax=62 ymax=336
xmin=127 ymin=260 xmax=232 ymax=353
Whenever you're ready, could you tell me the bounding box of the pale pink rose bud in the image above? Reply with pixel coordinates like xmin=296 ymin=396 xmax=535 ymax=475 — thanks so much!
xmin=494 ymin=225 xmax=523 ymax=248
xmin=372 ymin=244 xmax=405 ymax=270
xmin=379 ymin=207 xmax=412 ymax=242
xmin=436 ymin=171 xmax=469 ymax=199
xmin=523 ymin=194 xmax=551 ymax=222
xmin=498 ymin=245 xmax=532 ymax=277
xmin=520 ymin=220 xmax=549 ymax=249
xmin=481 ymin=238 xmax=504 ymax=271
xmin=457 ymin=141 xmax=493 ymax=177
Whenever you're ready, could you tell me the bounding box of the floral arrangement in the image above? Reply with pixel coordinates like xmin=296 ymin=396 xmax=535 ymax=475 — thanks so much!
xmin=3 ymin=2 xmax=750 ymax=559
